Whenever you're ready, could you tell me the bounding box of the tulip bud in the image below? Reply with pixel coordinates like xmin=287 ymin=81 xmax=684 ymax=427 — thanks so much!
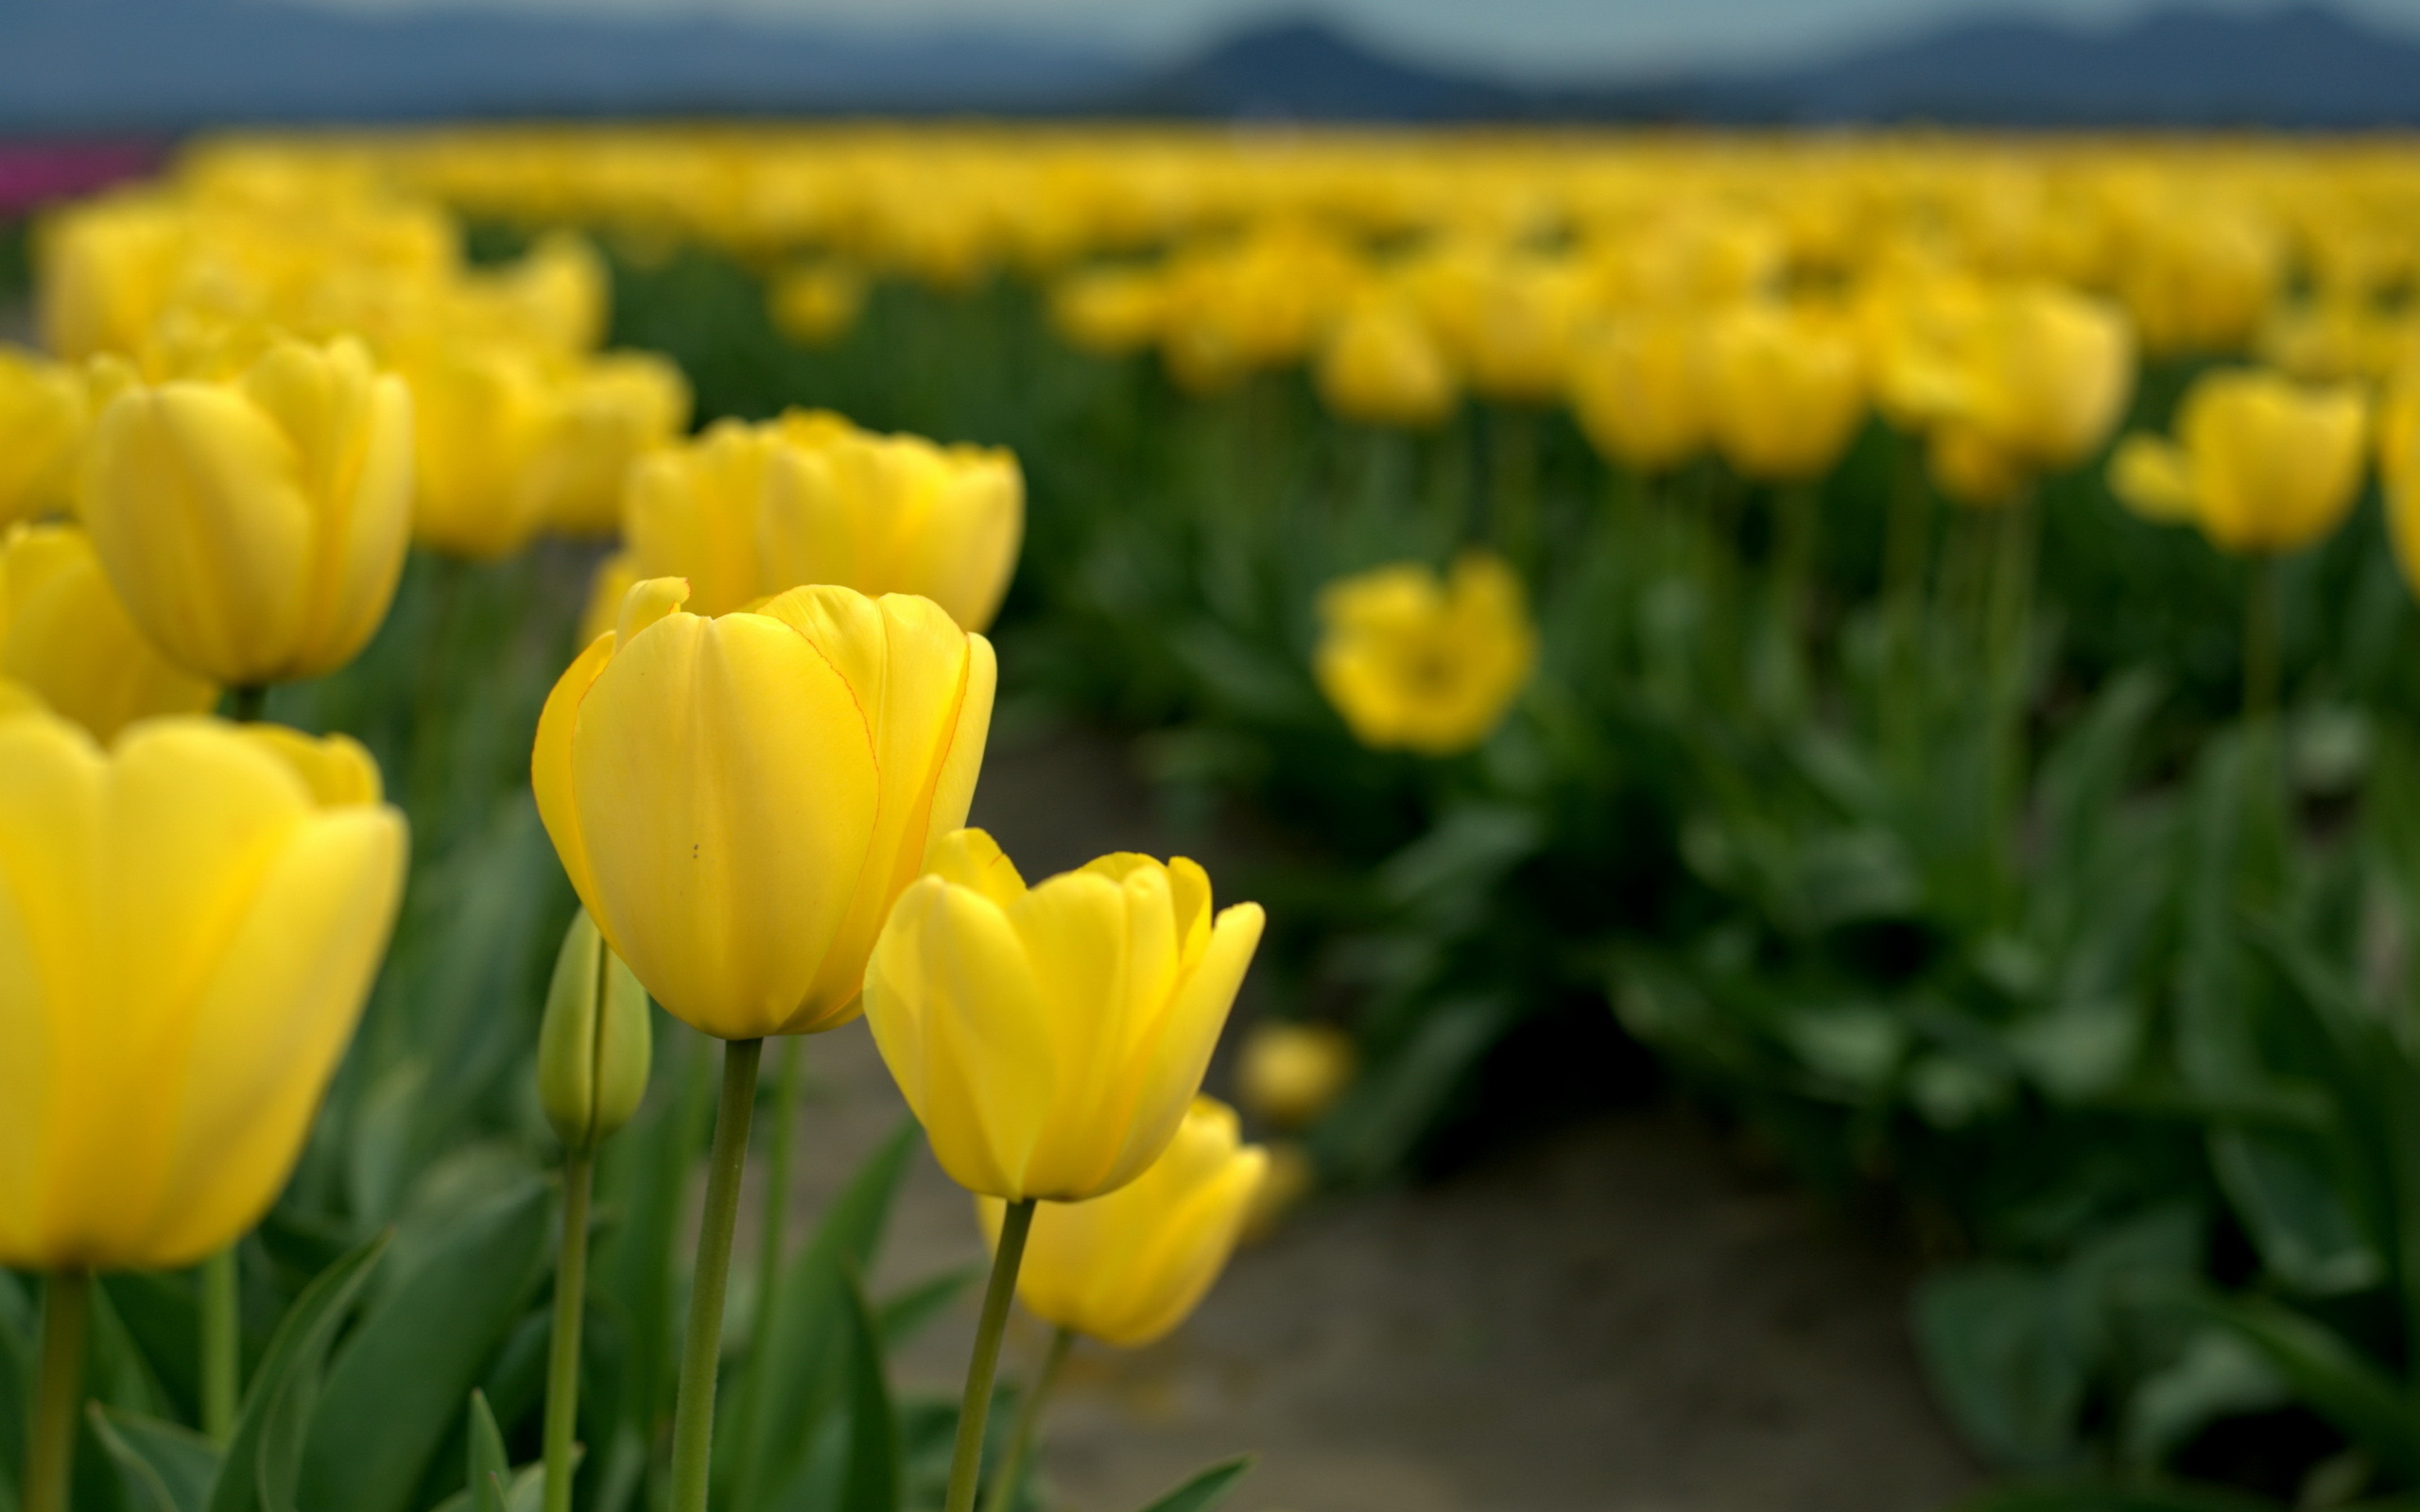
xmin=1236 ymin=1022 xmax=1357 ymax=1131
xmin=537 ymin=908 xmax=653 ymax=1154
xmin=976 ymin=1097 xmax=1267 ymax=1349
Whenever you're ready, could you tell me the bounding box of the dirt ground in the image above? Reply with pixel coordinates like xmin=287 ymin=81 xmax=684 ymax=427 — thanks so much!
xmin=768 ymin=726 xmax=1983 ymax=1512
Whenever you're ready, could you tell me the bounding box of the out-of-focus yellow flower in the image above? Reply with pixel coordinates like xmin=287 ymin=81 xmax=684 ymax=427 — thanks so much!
xmin=624 ymin=410 xmax=1023 ymax=631
xmin=38 ymin=192 xmax=190 ymax=360
xmin=865 ymin=829 xmax=1265 ymax=1203
xmin=0 ymin=711 xmax=406 ymax=1269
xmin=1315 ymin=298 xmax=1457 ymax=429
xmin=1050 ymin=267 xmax=1167 ymax=356
xmin=1895 ymin=284 xmax=2135 ymax=476
xmin=2116 ymin=200 xmax=2280 ymax=357
xmin=1567 ymin=313 xmax=1707 ymax=474
xmin=1236 ymin=1022 xmax=1356 ymax=1131
xmin=1314 ymin=552 xmax=1537 ymax=755
xmin=976 ymin=1097 xmax=1266 ymax=1348
xmin=2108 ymin=369 xmax=2368 ymax=554
xmin=537 ymin=353 xmax=691 ymax=538
xmin=533 ymin=576 xmax=994 ymax=1041
xmin=2373 ymin=372 xmax=2420 ymax=593
xmin=402 ymin=342 xmax=562 ymax=559
xmin=0 ymin=524 xmax=216 ymax=743
xmin=1927 ymin=423 xmax=2026 ymax=510
xmin=768 ymin=263 xmax=869 ymax=347
xmin=80 ymin=335 xmax=413 ymax=686
xmin=1703 ymin=301 xmax=1867 ymax=483
xmin=0 ymin=350 xmax=90 ymax=525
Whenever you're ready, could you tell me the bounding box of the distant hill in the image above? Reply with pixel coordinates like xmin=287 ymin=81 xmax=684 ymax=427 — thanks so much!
xmin=3 ymin=0 xmax=2417 ymax=134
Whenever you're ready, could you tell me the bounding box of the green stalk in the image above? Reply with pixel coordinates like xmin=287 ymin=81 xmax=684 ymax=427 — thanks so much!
xmin=666 ymin=1038 xmax=763 ymax=1512
xmin=225 ymin=686 xmax=268 ymax=724
xmin=980 ymin=1326 xmax=1073 ymax=1512
xmin=199 ymin=1246 xmax=240 ymax=1442
xmin=2242 ymin=554 xmax=2283 ymax=730
xmin=1981 ymin=490 xmax=2042 ymax=919
xmin=728 ymin=1036 xmax=804 ymax=1503
xmin=24 ymin=1270 xmax=90 ymax=1512
xmin=543 ymin=1153 xmax=593 ymax=1512
xmin=942 ymin=1198 xmax=1037 ymax=1512
xmin=1489 ymin=406 xmax=1540 ymax=575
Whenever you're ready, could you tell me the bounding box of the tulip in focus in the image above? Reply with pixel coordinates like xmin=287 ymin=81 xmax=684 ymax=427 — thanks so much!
xmin=1315 ymin=299 xmax=1458 ymax=430
xmin=80 ymin=335 xmax=413 ymax=686
xmin=1314 ymin=552 xmax=1538 ymax=756
xmin=1236 ymin=1021 xmax=1357 ymax=1131
xmin=864 ymin=829 xmax=1265 ymax=1203
xmin=0 ymin=711 xmax=406 ymax=1269
xmin=0 ymin=524 xmax=216 ymax=743
xmin=2108 ymin=369 xmax=2368 ymax=555
xmin=1704 ymin=301 xmax=1867 ymax=483
xmin=533 ymin=576 xmax=994 ymax=1041
xmin=975 ymin=1097 xmax=1267 ymax=1348
xmin=0 ymin=349 xmax=89 ymax=525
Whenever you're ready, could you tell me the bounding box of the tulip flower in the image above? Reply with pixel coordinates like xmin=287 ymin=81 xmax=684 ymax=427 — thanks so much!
xmin=1704 ymin=301 xmax=1867 ymax=483
xmin=865 ymin=828 xmax=1264 ymax=1203
xmin=1315 ymin=299 xmax=1458 ymax=430
xmin=533 ymin=576 xmax=994 ymax=1041
xmin=534 ymin=352 xmax=692 ymax=539
xmin=1049 ymin=267 xmax=1167 ymax=357
xmin=1314 ymin=553 xmax=1537 ymax=756
xmin=0 ymin=349 xmax=89 ymax=526
xmin=0 ymin=524 xmax=217 ymax=743
xmin=79 ymin=335 xmax=413 ymax=687
xmin=623 ymin=410 xmax=1023 ymax=632
xmin=1894 ymin=284 xmax=2135 ymax=483
xmin=1568 ymin=313 xmax=1708 ymax=475
xmin=768 ymin=263 xmax=869 ymax=348
xmin=0 ymin=711 xmax=406 ymax=1270
xmin=2108 ymin=369 xmax=2368 ymax=556
xmin=977 ymin=1097 xmax=1267 ymax=1348
xmin=1236 ymin=1022 xmax=1357 ymax=1131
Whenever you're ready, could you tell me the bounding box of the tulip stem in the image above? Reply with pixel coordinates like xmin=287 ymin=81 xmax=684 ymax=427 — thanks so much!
xmin=24 ymin=1270 xmax=89 ymax=1512
xmin=729 ymin=1036 xmax=804 ymax=1502
xmin=544 ymin=1151 xmax=593 ymax=1512
xmin=666 ymin=1038 xmax=762 ymax=1512
xmin=944 ymin=1197 xmax=1037 ymax=1512
xmin=226 ymin=686 xmax=267 ymax=723
xmin=199 ymin=1246 xmax=240 ymax=1442
xmin=980 ymin=1326 xmax=1073 ymax=1512
xmin=2243 ymin=554 xmax=2283 ymax=729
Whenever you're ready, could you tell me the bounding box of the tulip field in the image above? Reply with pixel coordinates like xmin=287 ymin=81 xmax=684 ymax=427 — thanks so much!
xmin=8 ymin=125 xmax=2420 ymax=1512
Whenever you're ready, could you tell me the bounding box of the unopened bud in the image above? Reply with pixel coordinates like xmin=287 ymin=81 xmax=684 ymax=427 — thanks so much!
xmin=538 ymin=908 xmax=652 ymax=1153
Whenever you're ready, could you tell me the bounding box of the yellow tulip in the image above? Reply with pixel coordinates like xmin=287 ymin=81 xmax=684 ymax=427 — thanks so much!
xmin=975 ymin=1097 xmax=1266 ymax=1348
xmin=0 ymin=711 xmax=406 ymax=1269
xmin=1314 ymin=552 xmax=1537 ymax=756
xmin=533 ymin=576 xmax=994 ymax=1040
xmin=535 ymin=353 xmax=692 ymax=538
xmin=768 ymin=263 xmax=869 ymax=348
xmin=625 ymin=410 xmax=1023 ymax=632
xmin=1927 ymin=423 xmax=2027 ymax=511
xmin=402 ymin=342 xmax=562 ymax=559
xmin=1236 ymin=1021 xmax=1357 ymax=1131
xmin=1704 ymin=301 xmax=1867 ymax=483
xmin=0 ymin=524 xmax=216 ymax=743
xmin=2107 ymin=369 xmax=2368 ymax=555
xmin=1049 ymin=267 xmax=1167 ymax=357
xmin=0 ymin=349 xmax=90 ymax=525
xmin=1567 ymin=313 xmax=1707 ymax=475
xmin=1905 ymin=284 xmax=2135 ymax=475
xmin=1314 ymin=299 xmax=1458 ymax=430
xmin=80 ymin=335 xmax=413 ymax=686
xmin=864 ymin=829 xmax=1264 ymax=1203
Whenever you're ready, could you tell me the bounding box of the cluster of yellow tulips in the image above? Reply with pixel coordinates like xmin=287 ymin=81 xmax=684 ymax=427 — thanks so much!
xmin=0 ymin=136 xmax=1287 ymax=1512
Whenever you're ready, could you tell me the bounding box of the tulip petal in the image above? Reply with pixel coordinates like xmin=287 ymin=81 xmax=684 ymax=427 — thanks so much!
xmin=532 ymin=628 xmax=618 ymax=921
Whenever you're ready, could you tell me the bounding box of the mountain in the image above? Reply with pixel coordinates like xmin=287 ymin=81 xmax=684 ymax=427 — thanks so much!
xmin=0 ymin=0 xmax=1129 ymax=132
xmin=2 ymin=0 xmax=2417 ymax=134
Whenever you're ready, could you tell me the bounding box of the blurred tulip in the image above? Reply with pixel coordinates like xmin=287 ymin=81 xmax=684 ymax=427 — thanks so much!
xmin=768 ymin=263 xmax=869 ymax=348
xmin=0 ymin=712 xmax=405 ymax=1269
xmin=0 ymin=524 xmax=216 ymax=743
xmin=2108 ymin=369 xmax=2367 ymax=555
xmin=864 ymin=829 xmax=1264 ymax=1203
xmin=535 ymin=353 xmax=692 ymax=537
xmin=403 ymin=341 xmax=562 ymax=559
xmin=80 ymin=335 xmax=413 ymax=686
xmin=1236 ymin=1022 xmax=1357 ymax=1131
xmin=533 ymin=576 xmax=994 ymax=1040
xmin=1568 ymin=313 xmax=1707 ymax=474
xmin=976 ymin=1097 xmax=1266 ymax=1348
xmin=1049 ymin=267 xmax=1167 ymax=356
xmin=537 ymin=908 xmax=653 ymax=1154
xmin=1315 ymin=299 xmax=1458 ymax=430
xmin=1314 ymin=552 xmax=1537 ymax=756
xmin=1704 ymin=301 xmax=1867 ymax=483
xmin=1904 ymin=284 xmax=2135 ymax=477
xmin=0 ymin=350 xmax=90 ymax=525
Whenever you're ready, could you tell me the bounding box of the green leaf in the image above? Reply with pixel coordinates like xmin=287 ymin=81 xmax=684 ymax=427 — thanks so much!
xmin=200 ymin=1230 xmax=387 ymax=1512
xmin=1129 ymin=1455 xmax=1253 ymax=1512
xmin=1915 ymin=1264 xmax=2090 ymax=1470
xmin=876 ymin=1267 xmax=979 ymax=1353
xmin=2208 ymin=1130 xmax=2382 ymax=1295
xmin=297 ymin=1177 xmax=553 ymax=1512
xmin=87 ymin=1404 xmax=217 ymax=1512
xmin=2189 ymin=1293 xmax=2420 ymax=1482
xmin=835 ymin=1271 xmax=899 ymax=1512
xmin=467 ymin=1390 xmax=510 ymax=1512
xmin=2123 ymin=1328 xmax=2289 ymax=1470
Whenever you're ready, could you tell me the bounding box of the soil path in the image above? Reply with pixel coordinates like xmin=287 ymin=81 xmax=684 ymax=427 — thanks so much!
xmin=769 ymin=727 xmax=1983 ymax=1512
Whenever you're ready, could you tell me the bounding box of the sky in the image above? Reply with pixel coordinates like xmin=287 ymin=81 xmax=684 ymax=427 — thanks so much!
xmin=288 ymin=0 xmax=2420 ymax=81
